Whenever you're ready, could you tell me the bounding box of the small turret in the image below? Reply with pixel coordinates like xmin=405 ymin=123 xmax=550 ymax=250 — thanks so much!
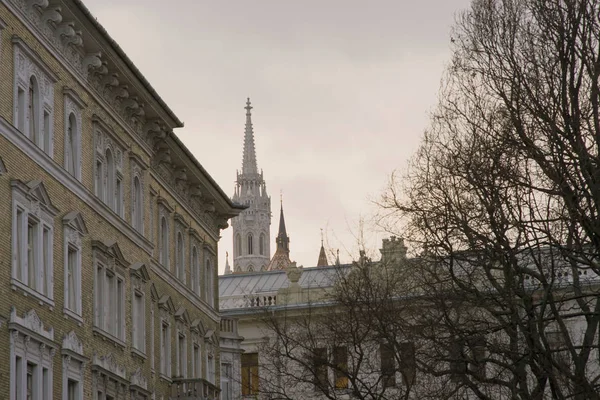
xmin=316 ymin=229 xmax=329 ymax=267
xmin=224 ymin=252 xmax=232 ymax=275
xmin=268 ymin=196 xmax=292 ymax=271
xmin=380 ymin=236 xmax=408 ymax=264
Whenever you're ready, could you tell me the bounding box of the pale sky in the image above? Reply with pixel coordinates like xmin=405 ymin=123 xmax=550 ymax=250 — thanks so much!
xmin=83 ymin=0 xmax=472 ymax=274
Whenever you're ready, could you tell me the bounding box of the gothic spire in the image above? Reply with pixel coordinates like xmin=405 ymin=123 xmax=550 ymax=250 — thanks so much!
xmin=317 ymin=229 xmax=328 ymax=267
xmin=268 ymin=197 xmax=291 ymax=270
xmin=224 ymin=251 xmax=232 ymax=275
xmin=242 ymin=98 xmax=258 ymax=175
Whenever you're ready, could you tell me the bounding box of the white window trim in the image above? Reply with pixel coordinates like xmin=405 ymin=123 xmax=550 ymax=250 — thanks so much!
xmin=175 ymin=228 xmax=186 ymax=283
xmin=176 ymin=331 xmax=187 ymax=378
xmin=9 ymin=307 xmax=55 ymax=400
xmin=63 ymin=212 xmax=86 ymax=323
xmin=92 ymin=242 xmax=127 ymax=347
xmin=63 ymin=88 xmax=85 ymax=181
xmin=131 ymin=289 xmax=146 ymax=356
xmin=91 ymin=353 xmax=128 ymax=400
xmin=12 ymin=36 xmax=57 ymax=156
xmin=61 ymin=331 xmax=86 ymax=400
xmin=11 ymin=180 xmax=57 ymax=306
xmin=160 ymin=319 xmax=172 ymax=379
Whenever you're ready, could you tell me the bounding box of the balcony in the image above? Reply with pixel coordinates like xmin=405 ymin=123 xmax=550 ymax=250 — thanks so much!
xmin=170 ymin=378 xmax=221 ymax=400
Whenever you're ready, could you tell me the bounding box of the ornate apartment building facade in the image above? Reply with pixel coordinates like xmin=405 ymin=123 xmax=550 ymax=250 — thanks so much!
xmin=0 ymin=1 xmax=243 ymax=399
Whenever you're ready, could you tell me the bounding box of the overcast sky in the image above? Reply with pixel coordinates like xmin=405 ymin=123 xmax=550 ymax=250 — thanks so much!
xmin=83 ymin=0 xmax=472 ymax=274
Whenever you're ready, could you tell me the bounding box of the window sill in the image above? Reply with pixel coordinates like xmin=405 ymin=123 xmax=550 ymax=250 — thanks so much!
xmin=63 ymin=308 xmax=83 ymax=326
xmin=11 ymin=279 xmax=54 ymax=309
xmin=159 ymin=373 xmax=172 ymax=383
xmin=92 ymin=326 xmax=126 ymax=349
xmin=131 ymin=347 xmax=147 ymax=360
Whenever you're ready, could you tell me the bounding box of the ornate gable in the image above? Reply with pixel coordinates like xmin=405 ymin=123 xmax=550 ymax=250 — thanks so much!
xmin=158 ymin=295 xmax=175 ymax=314
xmin=9 ymin=307 xmax=54 ymax=342
xmin=130 ymin=262 xmax=150 ymax=281
xmin=62 ymin=330 xmax=83 ymax=356
xmin=92 ymin=353 xmax=127 ymax=381
xmin=92 ymin=240 xmax=128 ymax=268
xmin=63 ymin=211 xmax=88 ymax=235
xmin=174 ymin=306 xmax=191 ymax=326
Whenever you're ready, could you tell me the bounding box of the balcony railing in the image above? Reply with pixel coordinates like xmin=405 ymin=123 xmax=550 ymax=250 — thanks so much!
xmin=170 ymin=378 xmax=221 ymax=400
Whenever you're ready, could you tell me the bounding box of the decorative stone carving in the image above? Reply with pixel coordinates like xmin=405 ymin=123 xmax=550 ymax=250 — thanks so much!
xmin=10 ymin=307 xmax=54 ymax=341
xmin=62 ymin=330 xmax=83 ymax=355
xmin=83 ymin=52 xmax=102 ymax=71
xmin=130 ymin=367 xmax=147 ymax=390
xmin=93 ymin=353 xmax=127 ymax=380
xmin=42 ymin=6 xmax=62 ymax=26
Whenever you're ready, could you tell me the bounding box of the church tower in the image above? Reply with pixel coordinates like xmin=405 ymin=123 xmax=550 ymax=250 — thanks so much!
xmin=268 ymin=200 xmax=292 ymax=271
xmin=231 ymin=99 xmax=272 ymax=272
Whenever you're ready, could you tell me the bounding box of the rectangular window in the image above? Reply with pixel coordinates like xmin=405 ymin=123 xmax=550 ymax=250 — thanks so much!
xmin=27 ymin=362 xmax=34 ymax=400
xmin=42 ymin=110 xmax=50 ymax=154
xmin=116 ymin=279 xmax=123 ymax=339
xmin=193 ymin=344 xmax=200 ymax=378
xmin=17 ymin=87 xmax=25 ymax=132
xmin=27 ymin=218 xmax=38 ymax=289
xmin=241 ymin=353 xmax=259 ymax=396
xmin=95 ymin=160 xmax=103 ymax=201
xmin=16 ymin=356 xmax=23 ymax=400
xmin=333 ymin=346 xmax=348 ymax=389
xmin=312 ymin=348 xmax=328 ymax=391
xmin=95 ymin=265 xmax=103 ymax=328
xmin=94 ymin=264 xmax=124 ymax=341
xmin=42 ymin=226 xmax=50 ymax=296
xmin=177 ymin=333 xmax=186 ymax=378
xmin=66 ymin=246 xmax=78 ymax=312
xmin=42 ymin=367 xmax=49 ymax=400
xmin=116 ymin=177 xmax=123 ymax=217
xmin=132 ymin=292 xmax=145 ymax=351
xmin=16 ymin=208 xmax=24 ymax=281
xmin=207 ymin=355 xmax=215 ymax=384
xmin=161 ymin=322 xmax=171 ymax=376
xmin=221 ymin=363 xmax=232 ymax=400
xmin=67 ymin=379 xmax=78 ymax=400
xmin=380 ymin=343 xmax=396 ymax=388
xmin=399 ymin=342 xmax=416 ymax=386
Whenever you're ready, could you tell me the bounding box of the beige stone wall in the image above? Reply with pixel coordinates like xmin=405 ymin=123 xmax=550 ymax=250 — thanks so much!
xmin=0 ymin=1 xmax=229 ymax=398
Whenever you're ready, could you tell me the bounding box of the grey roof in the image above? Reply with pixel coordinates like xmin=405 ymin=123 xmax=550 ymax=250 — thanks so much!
xmin=219 ymin=264 xmax=351 ymax=309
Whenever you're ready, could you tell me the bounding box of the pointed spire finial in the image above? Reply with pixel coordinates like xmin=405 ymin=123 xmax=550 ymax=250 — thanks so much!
xmin=224 ymin=251 xmax=232 ymax=274
xmin=241 ymin=98 xmax=258 ymax=175
xmin=317 ymin=229 xmax=329 ymax=267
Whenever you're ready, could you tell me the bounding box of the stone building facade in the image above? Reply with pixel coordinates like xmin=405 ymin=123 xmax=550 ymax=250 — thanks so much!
xmin=0 ymin=0 xmax=243 ymax=399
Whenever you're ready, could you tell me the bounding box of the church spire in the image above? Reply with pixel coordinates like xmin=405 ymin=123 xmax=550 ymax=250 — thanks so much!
xmin=224 ymin=251 xmax=232 ymax=275
xmin=317 ymin=229 xmax=329 ymax=267
xmin=268 ymin=196 xmax=292 ymax=270
xmin=242 ymin=98 xmax=258 ymax=175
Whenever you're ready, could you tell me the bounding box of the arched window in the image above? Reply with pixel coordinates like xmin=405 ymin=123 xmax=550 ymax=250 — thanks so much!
xmin=192 ymin=246 xmax=200 ymax=295
xmin=160 ymin=217 xmax=169 ymax=266
xmin=176 ymin=232 xmax=184 ymax=282
xmin=236 ymin=234 xmax=242 ymax=257
xmin=247 ymin=233 xmax=253 ymax=255
xmin=205 ymin=259 xmax=213 ymax=307
xmin=95 ymin=159 xmax=104 ymax=200
xmin=259 ymin=233 xmax=265 ymax=256
xmin=66 ymin=113 xmax=77 ymax=176
xmin=28 ymin=76 xmax=39 ymax=142
xmin=105 ymin=149 xmax=115 ymax=210
xmin=132 ymin=176 xmax=143 ymax=232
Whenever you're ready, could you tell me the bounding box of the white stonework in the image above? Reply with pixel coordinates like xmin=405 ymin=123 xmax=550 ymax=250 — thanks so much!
xmin=231 ymin=99 xmax=272 ymax=273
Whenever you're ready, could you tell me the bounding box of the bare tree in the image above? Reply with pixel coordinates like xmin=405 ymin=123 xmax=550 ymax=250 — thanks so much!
xmin=255 ymin=253 xmax=431 ymax=400
xmin=378 ymin=0 xmax=600 ymax=399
